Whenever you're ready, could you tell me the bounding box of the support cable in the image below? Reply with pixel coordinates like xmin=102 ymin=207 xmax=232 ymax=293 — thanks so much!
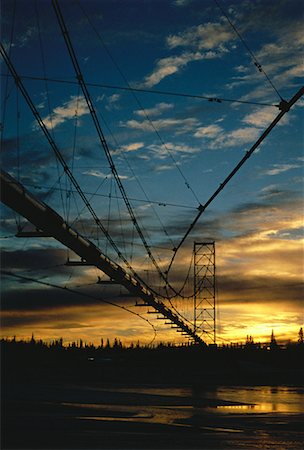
xmin=35 ymin=0 xmax=68 ymax=220
xmin=0 ymin=169 xmax=203 ymax=343
xmin=76 ymin=0 xmax=200 ymax=204
xmin=213 ymin=0 xmax=283 ymax=101
xmin=51 ymin=0 xmax=171 ymax=288
xmin=67 ymin=86 xmax=81 ymax=224
xmin=0 ymin=43 xmax=143 ymax=284
xmin=2 ymin=0 xmax=20 ymax=233
xmin=94 ymin=112 xmax=177 ymax=250
xmin=15 ymin=87 xmax=21 ymax=232
xmin=22 ymin=183 xmax=197 ymax=210
xmin=4 ymin=74 xmax=279 ymax=108
xmin=166 ymin=86 xmax=304 ymax=275
xmin=105 ymin=177 xmax=113 ymax=256
xmin=1 ymin=0 xmax=16 ymax=138
xmin=1 ymin=270 xmax=157 ymax=346
xmin=69 ymin=175 xmax=109 ymax=230
xmin=52 ymin=0 xmax=191 ymax=307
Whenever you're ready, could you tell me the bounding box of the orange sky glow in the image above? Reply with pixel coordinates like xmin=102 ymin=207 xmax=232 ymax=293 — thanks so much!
xmin=1 ymin=198 xmax=302 ymax=346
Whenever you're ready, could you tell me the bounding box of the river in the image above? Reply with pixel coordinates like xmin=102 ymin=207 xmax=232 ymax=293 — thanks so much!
xmin=3 ymin=383 xmax=304 ymax=449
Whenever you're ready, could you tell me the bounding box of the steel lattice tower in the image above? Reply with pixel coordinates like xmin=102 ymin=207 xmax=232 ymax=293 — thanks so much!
xmin=193 ymin=242 xmax=216 ymax=344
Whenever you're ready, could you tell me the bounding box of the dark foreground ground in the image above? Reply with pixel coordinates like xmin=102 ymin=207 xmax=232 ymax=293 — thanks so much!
xmin=1 ymin=342 xmax=304 ymax=449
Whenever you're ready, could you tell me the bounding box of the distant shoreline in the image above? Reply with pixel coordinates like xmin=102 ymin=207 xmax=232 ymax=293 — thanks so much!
xmin=2 ymin=338 xmax=303 ymax=386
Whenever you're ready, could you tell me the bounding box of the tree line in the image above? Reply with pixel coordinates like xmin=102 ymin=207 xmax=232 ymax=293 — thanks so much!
xmin=1 ymin=327 xmax=303 ymax=352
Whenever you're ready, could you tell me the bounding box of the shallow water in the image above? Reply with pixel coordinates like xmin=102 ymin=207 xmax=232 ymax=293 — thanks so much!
xmin=213 ymin=385 xmax=304 ymax=413
xmin=63 ymin=384 xmax=304 ymax=425
xmin=3 ymin=383 xmax=304 ymax=449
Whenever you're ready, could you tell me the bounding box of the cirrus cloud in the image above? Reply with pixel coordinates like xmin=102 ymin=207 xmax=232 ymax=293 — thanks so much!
xmin=41 ymin=96 xmax=89 ymax=130
xmin=167 ymin=22 xmax=234 ymax=51
xmin=135 ymin=102 xmax=174 ymax=117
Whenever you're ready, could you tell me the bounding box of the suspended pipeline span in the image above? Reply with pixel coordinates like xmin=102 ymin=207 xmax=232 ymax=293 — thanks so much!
xmin=0 ymin=169 xmax=204 ymax=345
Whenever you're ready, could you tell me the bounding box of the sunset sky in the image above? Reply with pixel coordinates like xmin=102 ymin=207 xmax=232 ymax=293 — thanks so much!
xmin=1 ymin=0 xmax=303 ymax=346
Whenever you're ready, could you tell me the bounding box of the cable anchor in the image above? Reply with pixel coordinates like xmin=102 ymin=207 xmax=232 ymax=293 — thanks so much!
xmin=278 ymin=99 xmax=290 ymax=112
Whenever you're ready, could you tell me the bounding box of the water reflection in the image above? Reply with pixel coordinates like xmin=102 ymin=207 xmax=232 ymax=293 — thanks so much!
xmin=51 ymin=384 xmax=304 ymax=449
xmin=61 ymin=385 xmax=304 ymax=426
xmin=216 ymin=404 xmax=255 ymax=410
xmin=212 ymin=386 xmax=304 ymax=414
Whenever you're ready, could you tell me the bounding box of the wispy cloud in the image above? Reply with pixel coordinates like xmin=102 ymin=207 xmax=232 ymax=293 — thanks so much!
xmin=41 ymin=96 xmax=89 ymax=130
xmin=172 ymin=0 xmax=191 ymax=6
xmin=135 ymin=102 xmax=174 ymax=117
xmin=122 ymin=117 xmax=199 ymax=133
xmin=139 ymin=17 xmax=237 ymax=88
xmin=242 ymin=107 xmax=278 ymax=128
xmin=227 ymin=12 xmax=303 ymax=101
xmin=194 ymin=124 xmax=222 ymax=138
xmin=148 ymin=141 xmax=200 ymax=159
xmin=153 ymin=163 xmax=175 ymax=172
xmin=167 ymin=22 xmax=234 ymax=51
xmin=220 ymin=127 xmax=261 ymax=148
xmin=15 ymin=26 xmax=37 ymax=48
xmin=82 ymin=169 xmax=129 ymax=180
xmin=82 ymin=169 xmax=109 ymax=178
xmin=140 ymin=52 xmax=204 ymax=88
xmin=263 ymin=163 xmax=301 ymax=176
xmin=121 ymin=142 xmax=145 ymax=152
xmin=194 ymin=123 xmax=260 ymax=149
xmin=105 ymin=94 xmax=121 ymax=111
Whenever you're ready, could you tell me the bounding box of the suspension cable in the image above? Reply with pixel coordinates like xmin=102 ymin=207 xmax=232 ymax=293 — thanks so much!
xmin=67 ymin=89 xmax=79 ymax=223
xmin=89 ymin=101 xmax=177 ymax=252
xmin=15 ymin=86 xmax=21 ymax=232
xmin=76 ymin=0 xmax=200 ymax=204
xmin=166 ymin=86 xmax=304 ymax=276
xmin=1 ymin=270 xmax=157 ymax=346
xmin=35 ymin=0 xmax=67 ymax=221
xmin=51 ymin=0 xmax=191 ymax=307
xmin=23 ymin=183 xmax=197 ymax=210
xmin=0 ymin=43 xmax=144 ymax=284
xmin=2 ymin=74 xmax=279 ymax=108
xmin=1 ymin=0 xmax=16 ymax=140
xmin=51 ymin=0 xmax=172 ymax=288
xmin=213 ymin=0 xmax=283 ymax=101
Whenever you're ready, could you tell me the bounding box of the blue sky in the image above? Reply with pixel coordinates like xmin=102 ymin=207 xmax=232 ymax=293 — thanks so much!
xmin=1 ymin=0 xmax=303 ymax=345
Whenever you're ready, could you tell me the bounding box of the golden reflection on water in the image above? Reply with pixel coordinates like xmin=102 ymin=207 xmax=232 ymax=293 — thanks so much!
xmin=59 ymin=385 xmax=304 ymax=431
xmin=215 ymin=403 xmax=298 ymax=413
xmin=214 ymin=386 xmax=304 ymax=414
xmin=216 ymin=404 xmax=255 ymax=411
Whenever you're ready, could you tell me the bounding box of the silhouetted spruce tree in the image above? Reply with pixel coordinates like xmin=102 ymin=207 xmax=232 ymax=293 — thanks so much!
xmin=270 ymin=330 xmax=278 ymax=350
xmin=245 ymin=335 xmax=254 ymax=347
xmin=298 ymin=327 xmax=303 ymax=345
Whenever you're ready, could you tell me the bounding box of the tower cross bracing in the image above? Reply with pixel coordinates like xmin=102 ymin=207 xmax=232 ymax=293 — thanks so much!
xmin=194 ymin=242 xmax=216 ymax=344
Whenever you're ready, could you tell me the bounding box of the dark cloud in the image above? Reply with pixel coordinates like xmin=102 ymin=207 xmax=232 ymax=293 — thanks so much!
xmin=145 ymin=185 xmax=301 ymax=247
xmin=153 ymin=208 xmax=223 ymax=243
xmin=1 ymin=287 xmax=87 ymax=311
xmin=238 ymin=0 xmax=304 ymax=33
xmin=0 ymin=305 xmax=93 ymax=330
xmin=0 ymin=246 xmax=137 ymax=313
xmin=230 ymin=187 xmax=301 ymax=216
xmin=1 ymin=248 xmax=68 ymax=273
xmin=1 ymin=134 xmax=53 ymax=170
xmin=1 ymin=132 xmax=99 ymax=196
xmin=217 ymin=274 xmax=303 ymax=306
